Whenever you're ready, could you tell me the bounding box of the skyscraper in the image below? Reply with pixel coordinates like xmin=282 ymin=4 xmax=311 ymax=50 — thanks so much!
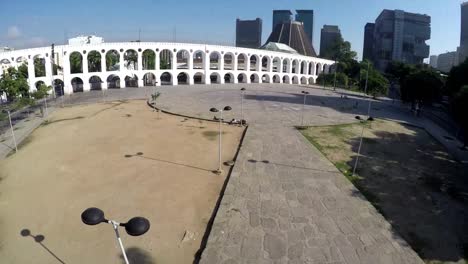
xmin=429 ymin=55 xmax=438 ymax=69
xmin=320 ymin=25 xmax=342 ymax=59
xmin=363 ymin=23 xmax=375 ymax=61
xmin=370 ymin=9 xmax=430 ymax=71
xmin=272 ymin=10 xmax=292 ymax=31
xmin=236 ymin=18 xmax=262 ymax=49
xmin=460 ymin=2 xmax=468 ymax=63
xmin=295 ymin=10 xmax=314 ymax=43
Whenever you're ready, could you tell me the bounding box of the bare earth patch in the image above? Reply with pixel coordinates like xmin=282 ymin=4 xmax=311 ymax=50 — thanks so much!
xmin=0 ymin=100 xmax=244 ymax=264
xmin=300 ymin=119 xmax=468 ymax=264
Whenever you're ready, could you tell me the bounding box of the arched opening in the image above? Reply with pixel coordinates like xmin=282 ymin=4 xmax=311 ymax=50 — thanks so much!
xmin=160 ymin=72 xmax=172 ymax=85
xmin=106 ymin=50 xmax=120 ymax=71
xmin=125 ymin=75 xmax=138 ymax=88
xmin=273 ymin=75 xmax=281 ymax=83
xmin=283 ymin=75 xmax=290 ymax=84
xmin=237 ymin=73 xmax=247 ymax=83
xmin=69 ymin=52 xmax=83 ymax=74
xmin=316 ymin=63 xmax=322 ymax=75
xmin=124 ymin=49 xmax=138 ymax=70
xmin=262 ymin=74 xmax=270 ymax=83
xmin=107 ymin=74 xmax=120 ymax=89
xmin=34 ymin=55 xmax=46 ymax=77
xmin=89 ymin=76 xmax=102 ymax=90
xmin=224 ymin=73 xmax=234 ymax=84
xmin=0 ymin=59 xmax=11 ymax=70
xmin=142 ymin=49 xmax=156 ymax=70
xmin=209 ymin=52 xmax=221 ymax=70
xmin=300 ymin=61 xmax=306 ymax=75
xmin=224 ymin=53 xmax=234 ymax=70
xmin=301 ymin=77 xmax=308 ymax=85
xmin=53 ymin=79 xmax=64 ymax=96
xmin=272 ymin=57 xmax=281 ymax=73
xmin=250 ymin=55 xmax=259 ymax=71
xmin=177 ymin=72 xmax=189 ymax=85
xmin=159 ymin=49 xmax=173 ymax=70
xmin=176 ymin=50 xmax=189 ymax=69
xmin=16 ymin=57 xmax=27 ymax=64
xmin=250 ymin=73 xmax=259 ymax=83
xmin=308 ymin=77 xmax=315 ymax=85
xmin=143 ymin=72 xmax=156 ymax=86
xmin=282 ymin=59 xmax=289 ymax=73
xmin=292 ymin=76 xmax=299 ymax=84
xmin=193 ymin=50 xmax=204 ymax=70
xmin=71 ymin=77 xmax=84 ymax=93
xmin=292 ymin=60 xmax=299 ymax=74
xmin=237 ymin=54 xmax=247 ymax=71
xmin=87 ymin=51 xmax=101 ymax=72
xmin=309 ymin=62 xmax=315 ymax=75
xmin=210 ymin=73 xmax=221 ymax=84
xmin=35 ymin=81 xmax=45 ymax=89
xmin=193 ymin=72 xmax=205 ymax=84
xmin=261 ymin=56 xmax=270 ymax=71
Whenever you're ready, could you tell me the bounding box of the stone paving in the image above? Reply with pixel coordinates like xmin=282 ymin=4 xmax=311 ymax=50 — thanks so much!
xmin=2 ymin=84 xmax=465 ymax=263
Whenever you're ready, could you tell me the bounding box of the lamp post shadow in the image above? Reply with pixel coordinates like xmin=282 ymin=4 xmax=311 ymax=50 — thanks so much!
xmin=20 ymin=229 xmax=66 ymax=264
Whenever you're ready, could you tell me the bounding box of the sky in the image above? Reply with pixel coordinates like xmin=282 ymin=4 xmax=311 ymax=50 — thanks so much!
xmin=0 ymin=0 xmax=465 ymax=60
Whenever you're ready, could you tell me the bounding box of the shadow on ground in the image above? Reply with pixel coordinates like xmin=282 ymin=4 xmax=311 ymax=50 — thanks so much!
xmin=119 ymin=247 xmax=155 ymax=264
xmin=20 ymin=229 xmax=66 ymax=264
xmin=319 ymin=122 xmax=468 ymax=263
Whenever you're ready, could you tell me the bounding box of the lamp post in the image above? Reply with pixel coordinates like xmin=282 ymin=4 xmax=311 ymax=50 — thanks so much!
xmin=301 ymin=91 xmax=309 ymax=126
xmin=210 ymin=106 xmax=232 ymax=174
xmin=81 ymin=207 xmax=150 ymax=264
xmin=240 ymin=88 xmax=246 ymax=125
xmin=333 ymin=60 xmax=337 ymax=91
xmin=7 ymin=110 xmax=18 ymax=152
xmin=352 ymin=60 xmax=372 ymax=178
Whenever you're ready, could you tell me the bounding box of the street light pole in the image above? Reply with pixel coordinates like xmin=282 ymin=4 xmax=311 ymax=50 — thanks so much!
xmin=210 ymin=106 xmax=232 ymax=174
xmin=301 ymin=91 xmax=309 ymax=126
xmin=240 ymin=88 xmax=246 ymax=125
xmin=352 ymin=60 xmax=372 ymax=178
xmin=7 ymin=110 xmax=18 ymax=152
xmin=333 ymin=60 xmax=337 ymax=91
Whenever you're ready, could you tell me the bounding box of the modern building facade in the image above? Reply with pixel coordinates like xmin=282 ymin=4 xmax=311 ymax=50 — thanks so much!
xmin=236 ymin=18 xmax=262 ymax=49
xmin=429 ymin=55 xmax=438 ymax=69
xmin=272 ymin=10 xmax=292 ymax=31
xmin=320 ymin=25 xmax=342 ymax=59
xmin=295 ymin=10 xmax=314 ymax=43
xmin=437 ymin=51 xmax=459 ymax=73
xmin=363 ymin=23 xmax=375 ymax=61
xmin=266 ymin=21 xmax=317 ymax=57
xmin=460 ymin=2 xmax=468 ymax=63
xmin=369 ymin=9 xmax=431 ymax=71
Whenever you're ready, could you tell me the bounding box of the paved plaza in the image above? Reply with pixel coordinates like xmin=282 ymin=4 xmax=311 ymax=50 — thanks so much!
xmin=2 ymin=84 xmax=466 ymax=263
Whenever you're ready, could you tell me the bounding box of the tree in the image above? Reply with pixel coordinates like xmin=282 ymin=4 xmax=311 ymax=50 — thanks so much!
xmin=451 ymin=85 xmax=468 ymax=147
xmin=87 ymin=51 xmax=101 ymax=72
xmin=321 ymin=37 xmax=357 ymax=62
xmin=34 ymin=57 xmax=46 ymax=77
xmin=18 ymin=63 xmax=28 ymax=78
xmin=446 ymin=58 xmax=468 ymax=96
xmin=401 ymin=69 xmax=443 ymax=104
xmin=106 ymin=51 xmax=119 ymax=71
xmin=0 ymin=67 xmax=30 ymax=101
xmin=142 ymin=50 xmax=156 ymax=70
xmin=31 ymin=84 xmax=51 ymax=100
xmin=360 ymin=61 xmax=389 ymax=97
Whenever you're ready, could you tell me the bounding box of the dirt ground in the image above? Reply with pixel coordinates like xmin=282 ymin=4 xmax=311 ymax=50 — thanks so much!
xmin=300 ymin=119 xmax=468 ymax=264
xmin=0 ymin=100 xmax=244 ymax=264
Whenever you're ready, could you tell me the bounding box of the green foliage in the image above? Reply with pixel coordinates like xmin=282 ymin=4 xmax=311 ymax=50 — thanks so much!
xmin=0 ymin=67 xmax=30 ymax=101
xmin=151 ymin=92 xmax=161 ymax=102
xmin=70 ymin=52 xmax=83 ymax=73
xmin=447 ymin=59 xmax=468 ymax=96
xmin=142 ymin=50 xmax=156 ymax=70
xmin=34 ymin=57 xmax=46 ymax=77
xmin=31 ymin=84 xmax=52 ymax=100
xmin=160 ymin=59 xmax=170 ymax=70
xmin=401 ymin=69 xmax=443 ymax=104
xmin=317 ymin=73 xmax=349 ymax=88
xmin=106 ymin=51 xmax=119 ymax=71
xmin=18 ymin=63 xmax=28 ymax=78
xmin=321 ymin=36 xmax=357 ymax=61
xmin=87 ymin=51 xmax=101 ymax=72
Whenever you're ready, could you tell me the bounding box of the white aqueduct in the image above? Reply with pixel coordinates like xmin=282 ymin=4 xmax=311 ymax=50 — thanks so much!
xmin=0 ymin=42 xmax=335 ymax=95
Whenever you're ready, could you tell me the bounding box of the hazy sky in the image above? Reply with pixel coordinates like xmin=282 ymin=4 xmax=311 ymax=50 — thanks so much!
xmin=0 ymin=0 xmax=465 ymax=60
